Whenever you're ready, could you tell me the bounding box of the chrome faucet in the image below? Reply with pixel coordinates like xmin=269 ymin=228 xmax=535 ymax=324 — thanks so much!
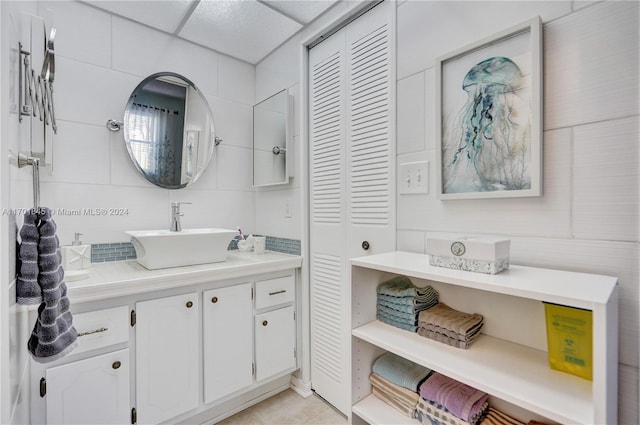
xmin=170 ymin=202 xmax=191 ymax=232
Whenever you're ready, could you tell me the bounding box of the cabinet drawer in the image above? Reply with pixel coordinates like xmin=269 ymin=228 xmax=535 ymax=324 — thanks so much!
xmin=74 ymin=306 xmax=129 ymax=355
xmin=255 ymin=275 xmax=295 ymax=310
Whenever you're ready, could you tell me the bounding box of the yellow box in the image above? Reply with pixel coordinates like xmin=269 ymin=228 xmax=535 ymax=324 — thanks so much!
xmin=544 ymin=302 xmax=593 ymax=381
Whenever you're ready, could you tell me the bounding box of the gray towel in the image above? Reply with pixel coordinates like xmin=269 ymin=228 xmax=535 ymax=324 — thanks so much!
xmin=376 ymin=304 xmax=419 ymax=323
xmin=19 ymin=208 xmax=77 ymax=363
xmin=378 ymin=292 xmax=439 ymax=307
xmin=378 ymin=296 xmax=438 ymax=314
xmin=16 ymin=211 xmax=42 ymax=304
xmin=372 ymin=352 xmax=432 ymax=392
xmin=377 ymin=276 xmax=439 ymax=300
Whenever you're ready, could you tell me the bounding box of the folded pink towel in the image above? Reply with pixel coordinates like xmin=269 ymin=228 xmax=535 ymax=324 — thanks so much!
xmin=419 ymin=372 xmax=488 ymax=422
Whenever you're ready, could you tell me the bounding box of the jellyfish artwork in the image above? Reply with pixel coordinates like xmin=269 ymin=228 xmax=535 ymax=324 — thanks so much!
xmin=442 ymin=56 xmax=531 ymax=194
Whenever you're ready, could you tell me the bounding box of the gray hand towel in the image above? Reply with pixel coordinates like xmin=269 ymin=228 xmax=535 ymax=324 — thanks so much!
xmin=16 ymin=210 xmax=42 ymax=305
xmin=22 ymin=208 xmax=77 ymax=363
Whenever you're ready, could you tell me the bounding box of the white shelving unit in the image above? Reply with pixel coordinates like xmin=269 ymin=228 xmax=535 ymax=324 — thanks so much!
xmin=349 ymin=251 xmax=618 ymax=425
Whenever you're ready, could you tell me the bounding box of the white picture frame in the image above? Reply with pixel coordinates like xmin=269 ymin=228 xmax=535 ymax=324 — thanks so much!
xmin=436 ymin=17 xmax=543 ymax=200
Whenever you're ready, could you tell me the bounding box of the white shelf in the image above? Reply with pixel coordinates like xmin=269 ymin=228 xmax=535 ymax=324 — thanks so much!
xmin=352 ymin=394 xmax=416 ymax=425
xmin=350 ymin=251 xmax=618 ymax=424
xmin=351 ymin=251 xmax=617 ymax=309
xmin=352 ymin=320 xmax=593 ymax=424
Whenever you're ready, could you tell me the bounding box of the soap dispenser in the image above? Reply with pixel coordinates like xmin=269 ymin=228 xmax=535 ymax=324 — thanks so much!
xmin=62 ymin=233 xmax=91 ymax=270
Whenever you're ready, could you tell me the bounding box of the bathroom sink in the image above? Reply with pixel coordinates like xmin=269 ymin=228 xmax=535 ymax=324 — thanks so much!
xmin=125 ymin=228 xmax=237 ymax=270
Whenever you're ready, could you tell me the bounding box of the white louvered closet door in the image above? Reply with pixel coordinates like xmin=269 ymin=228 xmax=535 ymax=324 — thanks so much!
xmin=309 ymin=1 xmax=395 ymax=415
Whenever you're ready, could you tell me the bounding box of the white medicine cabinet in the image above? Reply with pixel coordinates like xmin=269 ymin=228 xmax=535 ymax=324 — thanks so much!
xmin=253 ymin=89 xmax=293 ymax=187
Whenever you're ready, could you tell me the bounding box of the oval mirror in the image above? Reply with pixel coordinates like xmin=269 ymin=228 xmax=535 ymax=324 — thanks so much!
xmin=123 ymin=72 xmax=216 ymax=189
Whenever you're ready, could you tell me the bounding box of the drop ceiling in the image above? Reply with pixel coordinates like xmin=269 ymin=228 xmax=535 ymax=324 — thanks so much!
xmin=86 ymin=0 xmax=339 ymax=64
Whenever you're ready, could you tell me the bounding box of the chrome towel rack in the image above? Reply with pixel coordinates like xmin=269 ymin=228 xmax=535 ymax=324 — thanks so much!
xmin=18 ymin=26 xmax=57 ymax=134
xmin=18 ymin=154 xmax=40 ymax=210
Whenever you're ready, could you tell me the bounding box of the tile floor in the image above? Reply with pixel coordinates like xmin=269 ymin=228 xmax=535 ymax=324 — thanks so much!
xmin=215 ymin=389 xmax=347 ymax=425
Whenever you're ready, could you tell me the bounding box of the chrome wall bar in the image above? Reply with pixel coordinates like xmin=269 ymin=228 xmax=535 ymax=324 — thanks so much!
xmin=18 ymin=154 xmax=40 ymax=209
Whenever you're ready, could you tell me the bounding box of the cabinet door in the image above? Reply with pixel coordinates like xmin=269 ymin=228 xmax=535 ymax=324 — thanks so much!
xmin=203 ymin=284 xmax=253 ymax=404
xmin=255 ymin=306 xmax=296 ymax=381
xmin=136 ymin=292 xmax=199 ymax=424
xmin=46 ymin=349 xmax=129 ymax=425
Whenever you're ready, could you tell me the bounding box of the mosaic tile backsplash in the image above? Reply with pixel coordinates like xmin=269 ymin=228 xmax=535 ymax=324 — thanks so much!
xmin=91 ymin=236 xmax=301 ymax=263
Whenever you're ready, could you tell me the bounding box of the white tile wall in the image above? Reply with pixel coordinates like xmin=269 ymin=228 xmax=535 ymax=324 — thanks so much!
xmin=111 ymin=16 xmax=219 ymax=97
xmin=397 ymin=72 xmax=425 ymax=154
xmin=254 ymin=187 xmax=301 ymax=240
xmin=38 ymin=1 xmax=111 ymax=68
xmin=392 ymin=2 xmax=639 ymax=423
xmin=544 ymin=1 xmax=639 ymax=129
xmin=6 ymin=1 xmax=256 ymax=246
xmin=207 ymin=95 xmax=254 ymax=150
xmin=255 ymin=34 xmax=302 ymax=102
xmin=573 ymin=117 xmax=639 ymax=241
xmin=215 ymin=145 xmax=254 ymax=192
xmin=54 ymin=57 xmax=140 ymax=126
xmin=41 ymin=121 xmax=111 ymax=185
xmin=397 ymin=1 xmax=572 ymax=79
xmin=218 ymin=54 xmax=256 ymax=105
xmin=398 ymin=129 xmax=572 ymax=238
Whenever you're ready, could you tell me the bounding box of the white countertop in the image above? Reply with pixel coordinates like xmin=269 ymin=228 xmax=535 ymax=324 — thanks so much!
xmin=66 ymin=251 xmax=302 ymax=303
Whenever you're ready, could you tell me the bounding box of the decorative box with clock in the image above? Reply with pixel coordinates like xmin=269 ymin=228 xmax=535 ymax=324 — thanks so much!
xmin=426 ymin=235 xmax=511 ymax=274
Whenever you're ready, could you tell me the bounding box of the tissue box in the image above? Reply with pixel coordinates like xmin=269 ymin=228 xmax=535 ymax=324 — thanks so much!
xmin=426 ymin=236 xmax=510 ymax=274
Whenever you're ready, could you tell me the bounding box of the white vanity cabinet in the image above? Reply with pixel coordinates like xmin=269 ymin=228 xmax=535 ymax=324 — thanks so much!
xmin=254 ymin=275 xmax=297 ymax=381
xmin=33 ymin=252 xmax=302 ymax=425
xmin=30 ymin=305 xmax=131 ymax=425
xmin=255 ymin=306 xmax=296 ymax=381
xmin=203 ymin=283 xmax=254 ymax=403
xmin=45 ymin=349 xmax=130 ymax=425
xmin=135 ymin=292 xmax=200 ymax=425
xmin=349 ymin=252 xmax=618 ymax=425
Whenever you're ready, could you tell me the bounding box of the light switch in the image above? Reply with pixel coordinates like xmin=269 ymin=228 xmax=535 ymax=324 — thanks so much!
xmin=399 ymin=161 xmax=429 ymax=194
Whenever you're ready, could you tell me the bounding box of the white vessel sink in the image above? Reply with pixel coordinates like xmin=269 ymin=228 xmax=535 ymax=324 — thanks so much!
xmin=125 ymin=228 xmax=237 ymax=270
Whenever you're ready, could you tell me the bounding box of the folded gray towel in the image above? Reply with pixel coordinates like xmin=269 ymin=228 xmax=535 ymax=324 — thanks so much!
xmin=376 ymin=304 xmax=419 ymax=323
xmin=377 ymin=276 xmax=438 ymax=299
xmin=21 ymin=208 xmax=77 ymax=363
xmin=378 ymin=292 xmax=439 ymax=307
xmin=376 ymin=309 xmax=418 ymax=327
xmin=378 ymin=296 xmax=437 ymax=314
xmin=378 ymin=314 xmax=418 ymax=332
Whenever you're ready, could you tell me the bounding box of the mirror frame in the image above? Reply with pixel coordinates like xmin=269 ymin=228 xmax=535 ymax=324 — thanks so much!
xmin=252 ymin=89 xmax=292 ymax=187
xmin=123 ymin=72 xmax=216 ymax=189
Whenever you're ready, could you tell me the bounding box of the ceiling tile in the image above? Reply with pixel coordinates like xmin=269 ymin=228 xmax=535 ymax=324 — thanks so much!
xmin=262 ymin=0 xmax=338 ymax=24
xmin=88 ymin=0 xmax=194 ymax=33
xmin=179 ymin=0 xmax=302 ymax=64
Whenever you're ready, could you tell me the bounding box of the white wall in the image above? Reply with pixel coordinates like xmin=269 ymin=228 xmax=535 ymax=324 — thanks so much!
xmin=29 ymin=0 xmax=256 ymax=245
xmin=396 ymin=1 xmax=639 ymax=423
xmin=1 ymin=1 xmax=256 ymax=422
xmin=258 ymin=0 xmax=639 ymax=423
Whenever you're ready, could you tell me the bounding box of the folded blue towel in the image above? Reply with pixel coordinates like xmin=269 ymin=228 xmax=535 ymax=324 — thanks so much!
xmin=376 ymin=309 xmax=418 ymax=327
xmin=376 ymin=304 xmax=419 ymax=322
xmin=378 ymin=292 xmax=439 ymax=307
xmin=378 ymin=296 xmax=437 ymax=314
xmin=372 ymin=351 xmax=432 ymax=392
xmin=19 ymin=208 xmax=77 ymax=363
xmin=377 ymin=314 xmax=418 ymax=332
